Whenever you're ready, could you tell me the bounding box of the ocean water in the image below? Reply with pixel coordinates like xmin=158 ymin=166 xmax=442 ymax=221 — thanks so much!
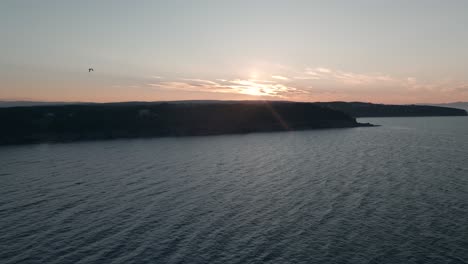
xmin=1 ymin=117 xmax=467 ymax=264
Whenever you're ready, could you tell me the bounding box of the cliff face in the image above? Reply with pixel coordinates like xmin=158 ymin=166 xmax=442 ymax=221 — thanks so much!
xmin=0 ymin=102 xmax=367 ymax=145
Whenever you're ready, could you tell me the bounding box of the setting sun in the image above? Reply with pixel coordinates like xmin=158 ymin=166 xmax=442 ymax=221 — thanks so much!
xmin=1 ymin=2 xmax=468 ymax=263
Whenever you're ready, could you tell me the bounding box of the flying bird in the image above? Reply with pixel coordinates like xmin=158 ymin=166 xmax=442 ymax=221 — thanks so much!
xmin=88 ymin=68 xmax=94 ymax=72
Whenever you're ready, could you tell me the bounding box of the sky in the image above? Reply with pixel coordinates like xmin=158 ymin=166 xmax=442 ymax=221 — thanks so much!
xmin=1 ymin=0 xmax=468 ymax=104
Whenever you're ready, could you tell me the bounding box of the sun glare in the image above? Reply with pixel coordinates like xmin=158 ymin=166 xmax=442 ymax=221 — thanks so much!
xmin=250 ymin=70 xmax=260 ymax=79
xmin=233 ymin=80 xmax=275 ymax=96
xmin=243 ymin=86 xmax=264 ymax=96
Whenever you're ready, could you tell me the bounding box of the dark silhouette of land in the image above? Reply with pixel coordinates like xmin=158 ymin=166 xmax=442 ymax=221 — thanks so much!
xmin=315 ymin=102 xmax=467 ymax=117
xmin=0 ymin=101 xmax=90 ymax=108
xmin=0 ymin=101 xmax=372 ymax=145
xmin=423 ymin=102 xmax=468 ymax=111
xmin=1 ymin=101 xmax=465 ymax=145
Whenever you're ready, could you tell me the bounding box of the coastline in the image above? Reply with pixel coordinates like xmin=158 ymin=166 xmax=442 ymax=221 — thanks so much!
xmin=0 ymin=101 xmax=378 ymax=145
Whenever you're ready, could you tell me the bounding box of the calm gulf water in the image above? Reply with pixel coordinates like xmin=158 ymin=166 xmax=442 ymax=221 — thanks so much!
xmin=1 ymin=117 xmax=467 ymax=264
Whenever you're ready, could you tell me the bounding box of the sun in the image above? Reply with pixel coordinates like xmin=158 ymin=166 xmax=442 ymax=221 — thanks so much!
xmin=249 ymin=69 xmax=262 ymax=80
xmin=234 ymin=80 xmax=272 ymax=96
xmin=243 ymin=86 xmax=264 ymax=96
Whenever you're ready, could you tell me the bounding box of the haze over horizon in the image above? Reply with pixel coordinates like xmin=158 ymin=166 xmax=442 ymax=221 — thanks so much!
xmin=2 ymin=1 xmax=468 ymax=104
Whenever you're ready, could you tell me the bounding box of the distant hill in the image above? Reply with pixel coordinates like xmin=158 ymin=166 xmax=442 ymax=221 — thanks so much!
xmin=0 ymin=101 xmax=372 ymax=145
xmin=0 ymin=101 xmax=90 ymax=108
xmin=0 ymin=100 xmax=285 ymax=108
xmin=423 ymin=102 xmax=468 ymax=111
xmin=315 ymin=102 xmax=467 ymax=117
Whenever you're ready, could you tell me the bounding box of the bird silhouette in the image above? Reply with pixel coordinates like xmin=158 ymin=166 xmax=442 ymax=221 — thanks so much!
xmin=88 ymin=68 xmax=94 ymax=72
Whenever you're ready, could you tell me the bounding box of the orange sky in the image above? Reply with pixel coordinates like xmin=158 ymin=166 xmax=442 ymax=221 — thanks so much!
xmin=2 ymin=1 xmax=468 ymax=104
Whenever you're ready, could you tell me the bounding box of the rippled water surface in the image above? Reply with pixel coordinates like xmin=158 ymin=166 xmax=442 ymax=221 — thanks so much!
xmin=1 ymin=117 xmax=468 ymax=264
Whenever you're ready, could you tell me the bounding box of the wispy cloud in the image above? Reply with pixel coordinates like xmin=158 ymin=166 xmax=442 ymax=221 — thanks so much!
xmin=293 ymin=76 xmax=321 ymax=80
xmin=315 ymin=67 xmax=331 ymax=73
xmin=147 ymin=77 xmax=307 ymax=98
xmin=119 ymin=65 xmax=468 ymax=103
xmin=271 ymin=75 xmax=289 ymax=81
xmin=299 ymin=67 xmax=394 ymax=85
xmin=294 ymin=66 xmax=455 ymax=95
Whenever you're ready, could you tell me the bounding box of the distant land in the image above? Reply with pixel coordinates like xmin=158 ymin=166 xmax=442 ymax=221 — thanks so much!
xmin=0 ymin=101 xmax=374 ymax=145
xmin=315 ymin=102 xmax=468 ymax=117
xmin=1 ymin=101 xmax=466 ymax=145
xmin=2 ymin=100 xmax=468 ymax=113
xmin=423 ymin=102 xmax=468 ymax=111
xmin=0 ymin=101 xmax=91 ymax=108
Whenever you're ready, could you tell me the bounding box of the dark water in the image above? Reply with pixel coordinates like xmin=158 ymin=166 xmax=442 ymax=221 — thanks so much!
xmin=1 ymin=117 xmax=467 ymax=264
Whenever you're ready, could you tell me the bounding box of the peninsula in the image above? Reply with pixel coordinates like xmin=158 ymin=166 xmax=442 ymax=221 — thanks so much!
xmin=0 ymin=101 xmax=371 ymax=145
xmin=315 ymin=102 xmax=467 ymax=117
xmin=1 ymin=100 xmax=466 ymax=145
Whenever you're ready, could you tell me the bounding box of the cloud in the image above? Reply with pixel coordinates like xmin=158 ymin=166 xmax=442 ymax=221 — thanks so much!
xmin=293 ymin=76 xmax=321 ymax=80
xmin=181 ymin=78 xmax=218 ymax=85
xmin=300 ymin=67 xmax=395 ymax=85
xmin=441 ymin=84 xmax=468 ymax=93
xmin=147 ymin=81 xmax=229 ymax=93
xmin=225 ymin=79 xmax=304 ymax=97
xmin=316 ymin=67 xmax=331 ymax=73
xmin=271 ymin=75 xmax=289 ymax=81
xmin=147 ymin=77 xmax=308 ymax=98
xmin=125 ymin=65 xmax=468 ymax=103
xmin=142 ymin=67 xmax=437 ymax=102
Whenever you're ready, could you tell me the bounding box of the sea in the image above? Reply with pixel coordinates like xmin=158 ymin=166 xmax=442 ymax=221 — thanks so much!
xmin=1 ymin=117 xmax=467 ymax=264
